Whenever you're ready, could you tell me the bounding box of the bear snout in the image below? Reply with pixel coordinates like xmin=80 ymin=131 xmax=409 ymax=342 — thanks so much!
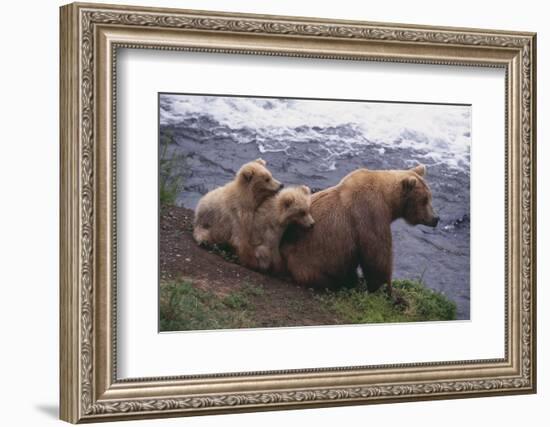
xmin=269 ymin=180 xmax=284 ymax=193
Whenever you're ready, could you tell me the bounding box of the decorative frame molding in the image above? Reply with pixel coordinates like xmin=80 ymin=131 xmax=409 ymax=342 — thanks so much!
xmin=60 ymin=2 xmax=536 ymax=423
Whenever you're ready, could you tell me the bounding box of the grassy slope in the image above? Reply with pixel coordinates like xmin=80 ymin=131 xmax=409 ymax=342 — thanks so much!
xmin=160 ymin=279 xmax=456 ymax=332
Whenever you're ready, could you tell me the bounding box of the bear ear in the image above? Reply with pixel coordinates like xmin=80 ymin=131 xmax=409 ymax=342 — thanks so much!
xmin=240 ymin=166 xmax=254 ymax=183
xmin=254 ymin=158 xmax=267 ymax=166
xmin=411 ymin=164 xmax=426 ymax=177
xmin=299 ymin=185 xmax=311 ymax=195
xmin=280 ymin=194 xmax=293 ymax=209
xmin=402 ymin=176 xmax=417 ymax=193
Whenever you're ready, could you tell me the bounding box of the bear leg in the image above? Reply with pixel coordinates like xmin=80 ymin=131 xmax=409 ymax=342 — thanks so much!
xmin=361 ymin=265 xmax=392 ymax=294
xmin=358 ymin=249 xmax=393 ymax=295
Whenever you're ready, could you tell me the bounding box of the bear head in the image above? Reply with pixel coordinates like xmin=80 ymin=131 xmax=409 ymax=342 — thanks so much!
xmin=277 ymin=185 xmax=315 ymax=228
xmin=237 ymin=158 xmax=283 ymax=201
xmin=401 ymin=164 xmax=439 ymax=227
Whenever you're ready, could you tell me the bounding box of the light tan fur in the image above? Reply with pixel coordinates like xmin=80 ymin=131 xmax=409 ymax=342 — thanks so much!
xmin=281 ymin=165 xmax=438 ymax=293
xmin=193 ymin=159 xmax=283 ymax=249
xmin=237 ymin=185 xmax=315 ymax=273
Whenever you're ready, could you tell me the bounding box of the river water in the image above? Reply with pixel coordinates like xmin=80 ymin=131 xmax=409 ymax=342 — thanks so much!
xmin=159 ymin=94 xmax=471 ymax=319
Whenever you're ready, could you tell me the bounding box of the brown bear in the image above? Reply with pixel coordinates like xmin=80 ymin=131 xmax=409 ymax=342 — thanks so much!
xmin=237 ymin=185 xmax=315 ymax=273
xmin=280 ymin=165 xmax=439 ymax=294
xmin=193 ymin=159 xmax=283 ymax=250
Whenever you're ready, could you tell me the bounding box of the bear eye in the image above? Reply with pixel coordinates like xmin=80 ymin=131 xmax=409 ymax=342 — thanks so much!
xmin=265 ymin=177 xmax=270 ymax=182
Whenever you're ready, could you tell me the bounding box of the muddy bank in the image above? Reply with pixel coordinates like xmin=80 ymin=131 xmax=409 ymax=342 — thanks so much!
xmin=160 ymin=205 xmax=343 ymax=327
xmin=159 ymin=205 xmax=456 ymax=331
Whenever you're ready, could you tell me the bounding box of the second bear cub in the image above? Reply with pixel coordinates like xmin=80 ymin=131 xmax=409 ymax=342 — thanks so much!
xmin=238 ymin=185 xmax=315 ymax=273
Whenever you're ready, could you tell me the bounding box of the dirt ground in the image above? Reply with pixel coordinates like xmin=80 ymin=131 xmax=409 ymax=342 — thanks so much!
xmin=160 ymin=205 xmax=342 ymax=327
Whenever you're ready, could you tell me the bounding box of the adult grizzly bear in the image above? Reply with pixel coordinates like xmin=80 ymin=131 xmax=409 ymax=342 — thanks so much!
xmin=280 ymin=165 xmax=439 ymax=294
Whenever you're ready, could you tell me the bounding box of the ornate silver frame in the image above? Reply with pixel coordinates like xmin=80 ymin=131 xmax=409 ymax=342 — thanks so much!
xmin=60 ymin=2 xmax=537 ymax=423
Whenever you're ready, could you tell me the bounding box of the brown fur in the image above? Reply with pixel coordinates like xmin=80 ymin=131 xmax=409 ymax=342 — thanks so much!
xmin=193 ymin=159 xmax=283 ymax=249
xmin=237 ymin=185 xmax=315 ymax=273
xmin=280 ymin=165 xmax=439 ymax=293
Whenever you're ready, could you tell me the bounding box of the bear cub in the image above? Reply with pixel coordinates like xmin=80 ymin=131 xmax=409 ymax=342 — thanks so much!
xmin=193 ymin=159 xmax=283 ymax=250
xmin=238 ymin=185 xmax=315 ymax=273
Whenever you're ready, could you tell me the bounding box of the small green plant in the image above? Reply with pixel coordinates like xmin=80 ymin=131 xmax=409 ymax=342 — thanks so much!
xmin=394 ymin=280 xmax=457 ymax=321
xmin=205 ymin=244 xmax=240 ymax=263
xmin=159 ymin=130 xmax=186 ymax=206
xmin=159 ymin=280 xmax=261 ymax=331
xmin=240 ymin=282 xmax=265 ymax=297
xmin=315 ymin=279 xmax=456 ymax=324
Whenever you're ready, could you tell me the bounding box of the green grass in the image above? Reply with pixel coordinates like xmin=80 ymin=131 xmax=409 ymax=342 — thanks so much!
xmin=160 ymin=281 xmax=264 ymax=331
xmin=203 ymin=243 xmax=240 ymax=263
xmin=159 ymin=130 xmax=186 ymax=206
xmin=315 ymin=279 xmax=456 ymax=324
xmin=159 ymin=278 xmax=456 ymax=331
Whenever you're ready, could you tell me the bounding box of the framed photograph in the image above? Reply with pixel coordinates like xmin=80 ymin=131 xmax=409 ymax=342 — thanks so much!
xmin=60 ymin=2 xmax=537 ymax=423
